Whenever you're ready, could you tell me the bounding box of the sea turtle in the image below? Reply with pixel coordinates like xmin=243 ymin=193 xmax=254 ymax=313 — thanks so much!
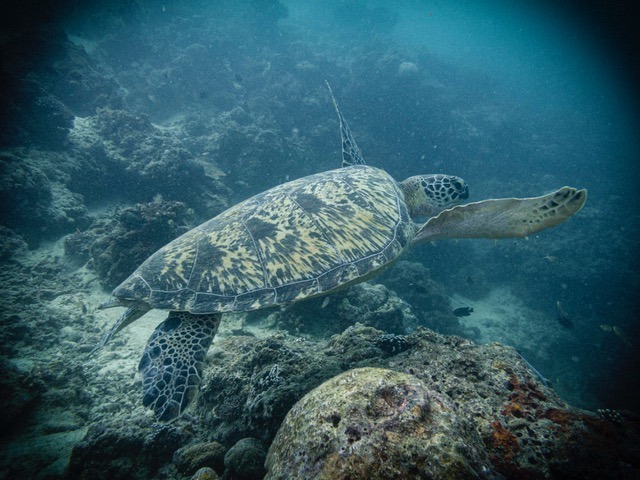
xmin=94 ymin=85 xmax=587 ymax=421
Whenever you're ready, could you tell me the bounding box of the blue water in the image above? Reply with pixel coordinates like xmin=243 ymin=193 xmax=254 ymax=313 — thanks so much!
xmin=279 ymin=1 xmax=640 ymax=411
xmin=286 ymin=0 xmax=639 ymax=194
xmin=2 ymin=0 xmax=639 ymax=421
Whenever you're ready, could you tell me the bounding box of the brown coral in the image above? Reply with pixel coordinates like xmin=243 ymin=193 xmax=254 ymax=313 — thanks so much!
xmin=489 ymin=420 xmax=519 ymax=462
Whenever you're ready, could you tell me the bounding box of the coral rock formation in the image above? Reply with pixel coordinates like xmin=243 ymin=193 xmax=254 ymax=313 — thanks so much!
xmin=265 ymin=367 xmax=492 ymax=479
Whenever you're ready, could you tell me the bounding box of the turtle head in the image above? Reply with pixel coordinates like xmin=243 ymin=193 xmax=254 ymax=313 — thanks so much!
xmin=400 ymin=174 xmax=469 ymax=218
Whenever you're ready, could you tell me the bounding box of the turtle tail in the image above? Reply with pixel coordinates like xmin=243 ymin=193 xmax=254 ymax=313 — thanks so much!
xmin=138 ymin=311 xmax=222 ymax=421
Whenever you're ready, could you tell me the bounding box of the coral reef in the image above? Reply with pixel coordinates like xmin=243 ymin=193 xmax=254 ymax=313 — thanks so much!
xmin=1 ymin=233 xmax=638 ymax=479
xmin=0 ymin=357 xmax=43 ymax=431
xmin=0 ymin=150 xmax=90 ymax=245
xmin=64 ymin=198 xmax=194 ymax=288
xmin=7 ymin=81 xmax=74 ymax=149
xmin=1 ymin=24 xmax=118 ymax=147
xmin=0 ymin=226 xmax=28 ymax=260
xmin=198 ymin=332 xmax=340 ymax=445
xmin=3 ymin=83 xmax=230 ymax=247
xmin=271 ymin=283 xmax=416 ymax=338
xmin=69 ymin=108 xmax=230 ymax=214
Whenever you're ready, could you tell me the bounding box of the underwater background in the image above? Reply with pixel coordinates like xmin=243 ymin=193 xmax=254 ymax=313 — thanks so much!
xmin=1 ymin=0 xmax=639 ymax=478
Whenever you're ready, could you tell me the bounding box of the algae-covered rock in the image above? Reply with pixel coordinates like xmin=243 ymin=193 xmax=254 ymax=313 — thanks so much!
xmin=337 ymin=284 xmax=412 ymax=335
xmin=173 ymin=441 xmax=226 ymax=476
xmin=265 ymin=367 xmax=491 ymax=479
xmin=327 ymin=324 xmax=410 ymax=365
xmin=224 ymin=437 xmax=266 ymax=480
xmin=67 ymin=420 xmax=190 ymax=479
xmin=191 ymin=466 xmax=220 ymax=480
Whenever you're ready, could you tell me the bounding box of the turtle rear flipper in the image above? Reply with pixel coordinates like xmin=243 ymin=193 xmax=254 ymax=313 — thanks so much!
xmin=90 ymin=306 xmax=149 ymax=356
xmin=413 ymin=186 xmax=587 ymax=243
xmin=139 ymin=312 xmax=221 ymax=421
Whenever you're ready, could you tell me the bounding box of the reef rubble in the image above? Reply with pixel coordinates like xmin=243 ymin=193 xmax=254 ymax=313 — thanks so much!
xmin=1 ymin=243 xmax=638 ymax=479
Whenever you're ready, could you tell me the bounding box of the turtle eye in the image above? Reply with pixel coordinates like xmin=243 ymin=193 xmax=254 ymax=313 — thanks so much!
xmin=451 ymin=178 xmax=469 ymax=199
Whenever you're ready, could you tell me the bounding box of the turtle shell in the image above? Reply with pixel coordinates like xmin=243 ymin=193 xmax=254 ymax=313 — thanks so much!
xmin=113 ymin=165 xmax=413 ymax=313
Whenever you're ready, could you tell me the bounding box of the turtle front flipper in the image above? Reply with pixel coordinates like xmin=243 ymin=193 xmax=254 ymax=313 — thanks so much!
xmin=139 ymin=311 xmax=221 ymax=421
xmin=413 ymin=186 xmax=587 ymax=243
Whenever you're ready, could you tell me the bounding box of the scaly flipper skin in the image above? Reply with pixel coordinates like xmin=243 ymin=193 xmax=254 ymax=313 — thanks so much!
xmin=413 ymin=186 xmax=587 ymax=243
xmin=139 ymin=311 xmax=221 ymax=421
xmin=90 ymin=306 xmax=148 ymax=356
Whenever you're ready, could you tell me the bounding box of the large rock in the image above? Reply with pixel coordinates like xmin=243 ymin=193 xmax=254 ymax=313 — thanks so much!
xmin=224 ymin=437 xmax=266 ymax=480
xmin=265 ymin=367 xmax=491 ymax=479
xmin=173 ymin=441 xmax=226 ymax=477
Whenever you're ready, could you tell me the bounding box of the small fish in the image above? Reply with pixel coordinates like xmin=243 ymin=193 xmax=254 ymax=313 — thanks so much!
xmin=453 ymin=307 xmax=473 ymax=317
xmin=414 ymin=285 xmax=428 ymax=294
xmin=230 ymin=328 xmax=255 ymax=337
xmin=556 ymin=301 xmax=574 ymax=329
xmin=543 ymin=254 xmax=559 ymax=263
xmin=76 ymin=298 xmax=88 ymax=315
xmin=613 ymin=326 xmax=632 ymax=348
xmin=557 ymin=314 xmax=574 ymax=329
xmin=516 ymin=350 xmax=552 ymax=388
xmin=321 ymin=297 xmax=330 ymax=308
xmin=600 ymin=324 xmax=632 ymax=347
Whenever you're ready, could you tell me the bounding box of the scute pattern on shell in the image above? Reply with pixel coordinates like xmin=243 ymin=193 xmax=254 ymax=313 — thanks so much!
xmin=113 ymin=166 xmax=413 ymax=313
